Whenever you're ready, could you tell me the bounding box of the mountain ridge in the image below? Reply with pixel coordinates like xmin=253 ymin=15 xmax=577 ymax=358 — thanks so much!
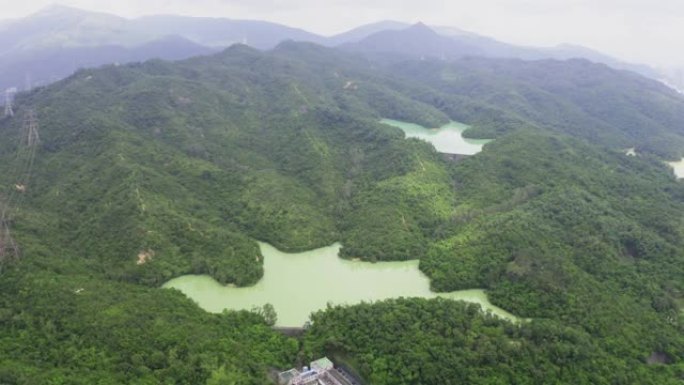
xmin=1 ymin=40 xmax=683 ymax=383
xmin=0 ymin=5 xmax=676 ymax=94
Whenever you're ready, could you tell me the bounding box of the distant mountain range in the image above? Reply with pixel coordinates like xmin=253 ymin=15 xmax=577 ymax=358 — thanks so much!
xmin=0 ymin=36 xmax=214 ymax=91
xmin=0 ymin=4 xmax=323 ymax=51
xmin=0 ymin=5 xmax=319 ymax=90
xmin=0 ymin=4 xmax=681 ymax=92
xmin=341 ymin=23 xmax=660 ymax=78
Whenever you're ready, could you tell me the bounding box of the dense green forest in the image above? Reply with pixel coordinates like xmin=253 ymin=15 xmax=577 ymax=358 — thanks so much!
xmin=303 ymin=299 xmax=682 ymax=385
xmin=0 ymin=268 xmax=297 ymax=384
xmin=390 ymin=57 xmax=684 ymax=157
xmin=1 ymin=42 xmax=683 ymax=383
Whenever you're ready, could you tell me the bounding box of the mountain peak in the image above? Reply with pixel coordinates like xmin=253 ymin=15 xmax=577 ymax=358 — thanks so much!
xmin=409 ymin=22 xmax=432 ymax=30
xmin=404 ymin=22 xmax=439 ymax=36
xmin=328 ymin=20 xmax=410 ymax=45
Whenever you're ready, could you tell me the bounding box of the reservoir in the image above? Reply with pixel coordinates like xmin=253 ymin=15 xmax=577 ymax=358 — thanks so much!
xmin=669 ymin=159 xmax=684 ymax=178
xmin=381 ymin=119 xmax=491 ymax=155
xmin=163 ymin=242 xmax=520 ymax=327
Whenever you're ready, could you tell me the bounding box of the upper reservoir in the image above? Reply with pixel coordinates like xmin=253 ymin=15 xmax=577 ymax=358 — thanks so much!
xmin=669 ymin=159 xmax=684 ymax=178
xmin=381 ymin=119 xmax=491 ymax=155
xmin=163 ymin=242 xmax=520 ymax=327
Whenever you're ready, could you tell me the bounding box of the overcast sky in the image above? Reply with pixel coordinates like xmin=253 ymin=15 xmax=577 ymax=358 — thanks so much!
xmin=0 ymin=0 xmax=683 ymax=68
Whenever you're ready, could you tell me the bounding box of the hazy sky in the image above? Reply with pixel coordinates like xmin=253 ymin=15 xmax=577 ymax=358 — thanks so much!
xmin=0 ymin=0 xmax=683 ymax=67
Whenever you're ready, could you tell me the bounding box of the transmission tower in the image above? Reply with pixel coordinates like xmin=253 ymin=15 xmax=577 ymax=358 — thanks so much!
xmin=4 ymin=88 xmax=16 ymax=118
xmin=22 ymin=109 xmax=40 ymax=148
xmin=0 ymin=109 xmax=39 ymax=266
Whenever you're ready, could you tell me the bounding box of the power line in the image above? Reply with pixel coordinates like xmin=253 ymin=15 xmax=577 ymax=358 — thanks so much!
xmin=0 ymin=217 xmax=20 ymax=266
xmin=21 ymin=109 xmax=40 ymax=149
xmin=0 ymin=108 xmax=40 ymax=266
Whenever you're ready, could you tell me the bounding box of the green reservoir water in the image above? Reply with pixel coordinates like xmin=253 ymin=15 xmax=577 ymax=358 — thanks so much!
xmin=669 ymin=159 xmax=684 ymax=178
xmin=163 ymin=242 xmax=520 ymax=327
xmin=381 ymin=119 xmax=491 ymax=155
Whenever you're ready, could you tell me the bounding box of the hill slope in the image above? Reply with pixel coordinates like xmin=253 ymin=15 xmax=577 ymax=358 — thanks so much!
xmin=1 ymin=43 xmax=455 ymax=285
xmin=391 ymin=57 xmax=684 ymax=157
xmin=0 ymin=42 xmax=683 ymax=383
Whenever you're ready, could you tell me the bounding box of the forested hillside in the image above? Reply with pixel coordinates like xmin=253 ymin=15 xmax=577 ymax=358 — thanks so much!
xmin=391 ymin=58 xmax=684 ymax=157
xmin=0 ymin=42 xmax=683 ymax=383
xmin=303 ymin=299 xmax=682 ymax=385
